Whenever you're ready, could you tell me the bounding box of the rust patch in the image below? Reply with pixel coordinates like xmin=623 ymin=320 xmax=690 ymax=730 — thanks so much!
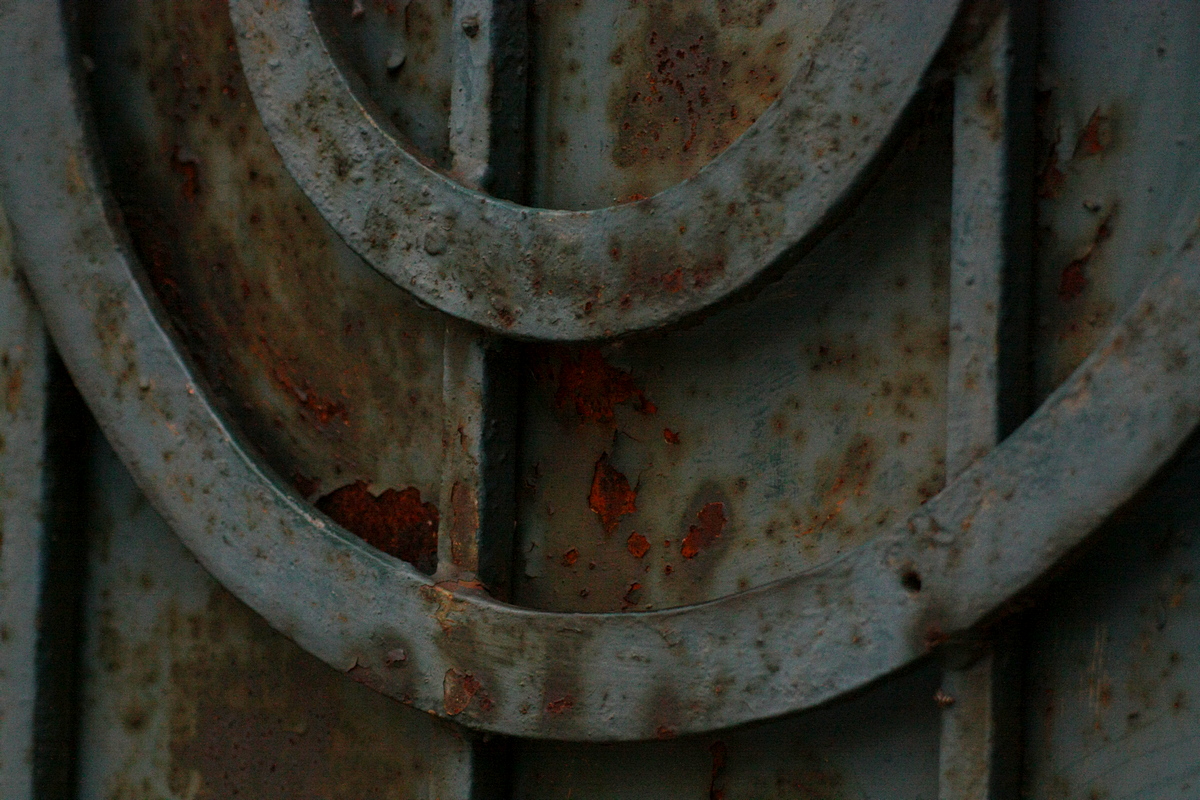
xmin=655 ymin=724 xmax=677 ymax=740
xmin=546 ymin=694 xmax=575 ymax=714
xmin=1058 ymin=211 xmax=1115 ymax=302
xmin=1074 ymin=108 xmax=1113 ymax=157
xmin=561 ymin=547 xmax=580 ymax=566
xmin=682 ymin=502 xmax=727 ymax=558
xmin=609 ymin=5 xmax=782 ymax=181
xmin=622 ymin=582 xmax=644 ymax=609
xmin=589 ymin=453 xmax=638 ymax=534
xmin=442 ymin=668 xmax=481 ymax=716
xmin=449 ymin=481 xmax=480 ymax=570
xmin=627 ymin=531 xmax=651 ymax=558
xmin=663 ymin=427 xmax=680 ymax=444
xmin=315 ymin=481 xmax=438 ymax=573
xmin=551 ymin=348 xmax=656 ymax=424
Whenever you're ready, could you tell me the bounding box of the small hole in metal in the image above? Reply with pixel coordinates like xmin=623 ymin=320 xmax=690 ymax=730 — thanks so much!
xmin=900 ymin=570 xmax=922 ymax=593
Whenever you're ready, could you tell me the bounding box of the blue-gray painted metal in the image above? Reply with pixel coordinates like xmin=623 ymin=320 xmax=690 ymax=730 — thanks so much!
xmin=229 ymin=0 xmax=963 ymax=340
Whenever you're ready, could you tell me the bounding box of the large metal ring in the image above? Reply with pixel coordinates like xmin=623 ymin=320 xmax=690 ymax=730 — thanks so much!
xmin=230 ymin=0 xmax=962 ymax=340
xmin=6 ymin=0 xmax=1200 ymax=742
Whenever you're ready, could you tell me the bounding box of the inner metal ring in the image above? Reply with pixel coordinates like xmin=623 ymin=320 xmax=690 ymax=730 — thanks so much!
xmin=230 ymin=0 xmax=962 ymax=340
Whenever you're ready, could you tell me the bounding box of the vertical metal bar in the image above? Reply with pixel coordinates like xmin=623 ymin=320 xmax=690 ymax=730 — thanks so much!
xmin=0 ymin=210 xmax=89 ymax=800
xmin=436 ymin=0 xmax=526 ymax=599
xmin=0 ymin=208 xmax=48 ymax=800
xmin=940 ymin=2 xmax=1035 ymax=798
xmin=436 ymin=3 xmax=526 ymax=797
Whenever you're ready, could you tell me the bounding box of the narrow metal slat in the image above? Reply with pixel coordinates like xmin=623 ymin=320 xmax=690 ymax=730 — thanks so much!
xmin=434 ymin=2 xmax=527 ymax=796
xmin=940 ymin=3 xmax=1037 ymax=798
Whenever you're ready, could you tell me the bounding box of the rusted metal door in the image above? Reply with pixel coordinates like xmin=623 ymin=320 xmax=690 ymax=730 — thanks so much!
xmin=3 ymin=0 xmax=1200 ymax=797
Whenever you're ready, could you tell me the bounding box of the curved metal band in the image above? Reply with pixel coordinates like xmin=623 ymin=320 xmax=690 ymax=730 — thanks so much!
xmin=230 ymin=0 xmax=961 ymax=340
xmin=6 ymin=0 xmax=1200 ymax=743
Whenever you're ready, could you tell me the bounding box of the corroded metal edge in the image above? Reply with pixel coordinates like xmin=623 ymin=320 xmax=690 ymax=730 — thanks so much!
xmin=229 ymin=0 xmax=962 ymax=340
xmin=4 ymin=0 xmax=1200 ymax=743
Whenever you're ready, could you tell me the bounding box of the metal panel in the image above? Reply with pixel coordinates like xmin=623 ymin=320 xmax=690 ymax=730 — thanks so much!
xmin=4 ymin=0 xmax=1200 ymax=795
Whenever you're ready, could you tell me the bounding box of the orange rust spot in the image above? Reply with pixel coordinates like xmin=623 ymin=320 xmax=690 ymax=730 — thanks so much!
xmin=1058 ymin=212 xmax=1115 ymax=302
xmin=663 ymin=428 xmax=681 ymax=444
xmin=546 ymin=695 xmax=575 ymax=714
xmin=655 ymin=725 xmax=677 ymax=740
xmin=316 ymin=481 xmax=438 ymax=573
xmin=1075 ymin=109 xmax=1112 ymax=157
xmin=561 ymin=548 xmax=579 ymax=566
xmin=627 ymin=531 xmax=651 ymax=559
xmin=553 ymin=348 xmax=656 ymax=424
xmin=589 ymin=453 xmax=637 ymax=534
xmin=681 ymin=502 xmax=726 ymax=559
xmin=443 ymin=668 xmax=481 ymax=716
xmin=622 ymin=582 xmax=643 ymax=609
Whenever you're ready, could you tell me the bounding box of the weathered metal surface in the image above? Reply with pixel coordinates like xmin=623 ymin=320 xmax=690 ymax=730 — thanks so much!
xmin=1023 ymin=433 xmax=1200 ymax=799
xmin=7 ymin=0 xmax=1200 ymax=741
xmin=1033 ymin=0 xmax=1200 ymax=401
xmin=0 ymin=209 xmax=50 ymax=800
xmin=513 ymin=95 xmax=952 ymax=611
xmin=515 ymin=660 xmax=942 ymax=800
xmin=229 ymin=0 xmax=963 ymax=339
xmin=78 ymin=435 xmax=471 ymax=800
xmin=524 ymin=0 xmax=835 ymax=210
xmin=938 ymin=5 xmax=1033 ymax=798
xmin=315 ymin=0 xmax=458 ymax=170
xmin=82 ymin=0 xmax=450 ymax=571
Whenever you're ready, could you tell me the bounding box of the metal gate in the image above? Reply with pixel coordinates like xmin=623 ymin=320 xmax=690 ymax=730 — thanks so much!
xmin=2 ymin=0 xmax=1200 ymax=797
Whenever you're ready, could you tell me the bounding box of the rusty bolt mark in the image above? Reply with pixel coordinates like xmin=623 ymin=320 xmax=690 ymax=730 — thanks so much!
xmin=934 ymin=689 xmax=955 ymax=708
xmin=546 ymin=695 xmax=575 ymax=714
xmin=682 ymin=502 xmax=727 ymax=558
xmin=316 ymin=481 xmax=438 ymax=573
xmin=561 ymin=548 xmax=579 ymax=566
xmin=589 ymin=453 xmax=637 ymax=534
xmin=461 ymin=15 xmax=480 ymax=37
xmin=627 ymin=531 xmax=650 ymax=558
xmin=443 ymin=668 xmax=481 ymax=716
